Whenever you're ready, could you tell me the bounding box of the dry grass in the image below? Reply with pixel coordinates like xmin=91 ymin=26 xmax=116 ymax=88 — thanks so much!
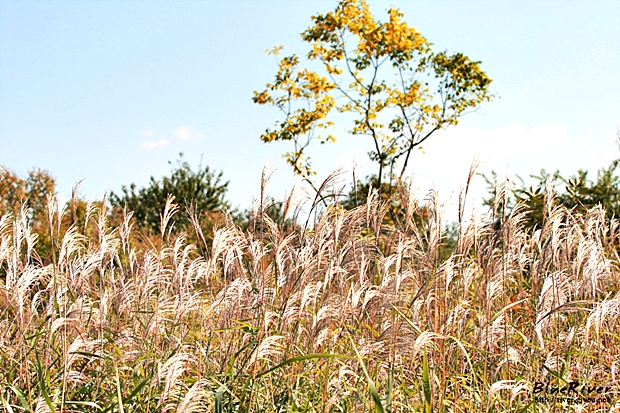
xmin=1 ymin=173 xmax=619 ymax=412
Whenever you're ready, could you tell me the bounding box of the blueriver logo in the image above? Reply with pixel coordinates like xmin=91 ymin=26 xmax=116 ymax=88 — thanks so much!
xmin=532 ymin=381 xmax=615 ymax=405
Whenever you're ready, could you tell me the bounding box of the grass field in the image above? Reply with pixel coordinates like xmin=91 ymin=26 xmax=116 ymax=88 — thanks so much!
xmin=1 ymin=175 xmax=619 ymax=412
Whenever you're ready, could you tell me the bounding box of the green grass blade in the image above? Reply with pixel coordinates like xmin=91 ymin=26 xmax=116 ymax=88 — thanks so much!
xmin=256 ymin=353 xmax=355 ymax=378
xmin=35 ymin=354 xmax=57 ymax=413
xmin=102 ymin=372 xmax=152 ymax=413
xmin=5 ymin=385 xmax=30 ymax=413
xmin=215 ymin=383 xmax=225 ymax=413
xmin=349 ymin=335 xmax=385 ymax=413
xmin=422 ymin=348 xmax=432 ymax=413
xmin=114 ymin=361 xmax=125 ymax=413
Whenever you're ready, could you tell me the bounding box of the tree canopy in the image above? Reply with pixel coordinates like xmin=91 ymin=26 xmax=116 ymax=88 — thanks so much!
xmin=110 ymin=155 xmax=229 ymax=237
xmin=253 ymin=0 xmax=493 ymax=196
xmin=0 ymin=167 xmax=57 ymax=261
xmin=0 ymin=167 xmax=55 ymax=221
xmin=484 ymin=158 xmax=620 ymax=231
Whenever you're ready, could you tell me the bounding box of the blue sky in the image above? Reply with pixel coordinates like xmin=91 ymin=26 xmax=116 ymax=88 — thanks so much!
xmin=1 ymin=1 xmax=619 ymax=218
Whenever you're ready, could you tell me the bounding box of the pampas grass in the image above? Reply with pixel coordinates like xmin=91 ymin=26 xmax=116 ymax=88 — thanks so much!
xmin=1 ymin=170 xmax=619 ymax=412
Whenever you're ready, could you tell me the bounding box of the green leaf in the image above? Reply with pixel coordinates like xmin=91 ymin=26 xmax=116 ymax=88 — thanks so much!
xmin=349 ymin=336 xmax=385 ymax=413
xmin=215 ymin=383 xmax=225 ymax=413
xmin=35 ymin=355 xmax=56 ymax=413
xmin=422 ymin=348 xmax=432 ymax=413
xmin=256 ymin=353 xmax=355 ymax=378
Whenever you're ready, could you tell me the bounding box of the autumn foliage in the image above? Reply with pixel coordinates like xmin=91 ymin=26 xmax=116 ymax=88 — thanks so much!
xmin=254 ymin=0 xmax=493 ymax=193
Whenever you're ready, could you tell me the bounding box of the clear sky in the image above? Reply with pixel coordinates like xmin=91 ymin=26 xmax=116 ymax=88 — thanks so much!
xmin=1 ymin=1 xmax=619 ymax=219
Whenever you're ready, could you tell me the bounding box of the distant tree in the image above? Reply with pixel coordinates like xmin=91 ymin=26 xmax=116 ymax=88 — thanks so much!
xmin=234 ymin=196 xmax=298 ymax=235
xmin=0 ymin=167 xmax=56 ymax=261
xmin=483 ymin=158 xmax=620 ymax=231
xmin=253 ymin=0 xmax=493 ymax=198
xmin=0 ymin=167 xmax=55 ymax=220
xmin=341 ymin=174 xmax=403 ymax=217
xmin=110 ymin=155 xmax=229 ymax=239
xmin=341 ymin=174 xmax=457 ymax=261
xmin=560 ymin=160 xmax=620 ymax=218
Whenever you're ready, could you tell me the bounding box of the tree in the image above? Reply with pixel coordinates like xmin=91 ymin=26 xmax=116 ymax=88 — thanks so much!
xmin=483 ymin=158 xmax=620 ymax=231
xmin=234 ymin=196 xmax=299 ymax=235
xmin=110 ymin=155 xmax=229 ymax=238
xmin=341 ymin=174 xmax=404 ymax=217
xmin=0 ymin=167 xmax=57 ymax=261
xmin=0 ymin=167 xmax=56 ymax=220
xmin=253 ymin=0 xmax=493 ymax=197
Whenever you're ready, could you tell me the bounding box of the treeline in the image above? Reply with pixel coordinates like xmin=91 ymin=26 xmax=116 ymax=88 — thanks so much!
xmin=2 ymin=153 xmax=620 ymax=264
